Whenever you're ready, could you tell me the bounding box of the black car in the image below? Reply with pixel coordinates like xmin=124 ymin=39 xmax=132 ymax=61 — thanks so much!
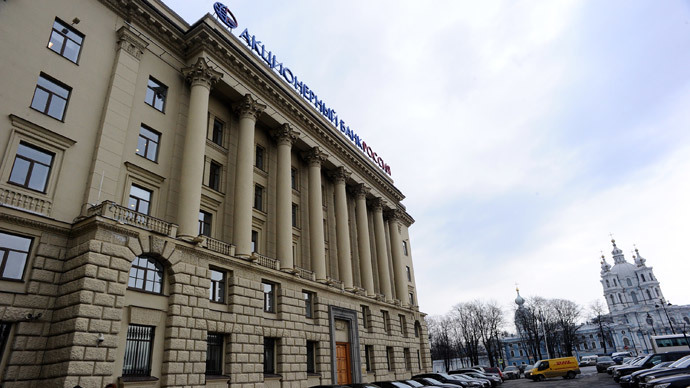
xmin=596 ymin=356 xmax=616 ymax=373
xmin=635 ymin=356 xmax=690 ymax=388
xmin=613 ymin=351 xmax=690 ymax=382
xmin=373 ymin=381 xmax=414 ymax=388
xmin=620 ymin=361 xmax=675 ymax=388
xmin=412 ymin=376 xmax=469 ymax=388
xmin=643 ymin=373 xmax=690 ymax=388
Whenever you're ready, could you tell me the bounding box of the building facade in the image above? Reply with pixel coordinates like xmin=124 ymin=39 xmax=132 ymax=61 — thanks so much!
xmin=0 ymin=1 xmax=430 ymax=387
xmin=503 ymin=239 xmax=690 ymax=366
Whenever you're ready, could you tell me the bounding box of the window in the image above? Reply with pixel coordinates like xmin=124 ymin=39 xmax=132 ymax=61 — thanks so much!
xmin=626 ymin=278 xmax=633 ymax=287
xmin=251 ymin=230 xmax=258 ymax=253
xmin=128 ymin=184 xmax=152 ymax=215
xmin=255 ymin=145 xmax=265 ymax=170
xmin=291 ymin=168 xmax=298 ymax=190
xmin=406 ymin=266 xmax=411 ymax=281
xmin=655 ymin=288 xmax=660 ymax=297
xmin=306 ymin=340 xmax=316 ymax=374
xmin=417 ymin=350 xmax=422 ymax=370
xmin=361 ymin=305 xmax=371 ymax=329
xmin=263 ymin=281 xmax=276 ymax=313
xmin=365 ymin=345 xmax=373 ymax=372
xmin=0 ymin=232 xmax=32 ymax=280
xmin=209 ymin=268 xmax=225 ymax=303
xmin=123 ymin=325 xmax=154 ymax=377
xmin=646 ymin=289 xmax=653 ymax=300
xmin=145 ymin=76 xmax=167 ymax=112
xmin=206 ymin=333 xmax=224 ymax=376
xmin=212 ymin=118 xmax=224 ymax=146
xmin=292 ymin=203 xmax=298 ymax=227
xmin=610 ymin=295 xmax=615 ymax=305
xmin=303 ymin=291 xmax=314 ymax=318
xmin=631 ymin=292 xmax=638 ymax=304
xmin=399 ymin=314 xmax=408 ymax=336
xmin=0 ymin=322 xmax=10 ymax=363
xmin=208 ymin=161 xmax=221 ymax=191
xmin=136 ymin=125 xmax=160 ymax=162
xmin=30 ymin=74 xmax=71 ymax=121
xmin=386 ymin=346 xmax=394 ymax=371
xmin=9 ymin=142 xmax=54 ymax=193
xmin=641 ymin=274 xmax=646 ymax=282
xmin=383 ymin=311 xmax=391 ymax=334
xmin=613 ymin=279 xmax=618 ymax=286
xmin=414 ymin=321 xmax=421 ymax=338
xmin=128 ymin=256 xmax=163 ymax=294
xmin=402 ymin=240 xmax=408 ymax=256
xmin=409 ymin=292 xmax=415 ymax=306
xmin=264 ymin=337 xmax=276 ymax=374
xmin=47 ymin=18 xmax=84 ymax=63
xmin=199 ymin=211 xmax=212 ymax=237
xmin=404 ymin=348 xmax=411 ymax=369
xmin=606 ymin=279 xmax=610 ymax=287
xmin=254 ymin=185 xmax=264 ymax=211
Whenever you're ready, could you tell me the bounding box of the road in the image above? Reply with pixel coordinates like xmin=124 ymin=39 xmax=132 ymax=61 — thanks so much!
xmin=502 ymin=366 xmax=619 ymax=388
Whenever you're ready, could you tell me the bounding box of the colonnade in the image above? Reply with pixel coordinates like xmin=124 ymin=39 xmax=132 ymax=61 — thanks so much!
xmin=175 ymin=57 xmax=411 ymax=306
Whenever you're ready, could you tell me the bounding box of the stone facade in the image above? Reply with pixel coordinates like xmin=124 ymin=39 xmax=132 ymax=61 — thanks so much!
xmin=0 ymin=0 xmax=431 ymax=387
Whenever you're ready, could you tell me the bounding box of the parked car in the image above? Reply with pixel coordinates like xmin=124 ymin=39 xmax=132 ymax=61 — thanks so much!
xmin=596 ymin=356 xmax=616 ymax=373
xmin=413 ymin=374 xmax=470 ymax=388
xmin=579 ymin=355 xmax=597 ymax=367
xmin=613 ymin=351 xmax=634 ymax=364
xmin=620 ymin=361 xmax=674 ymax=388
xmin=502 ymin=366 xmax=519 ymax=379
xmin=481 ymin=367 xmax=504 ymax=381
xmin=613 ymin=351 xmax=690 ymax=382
xmin=373 ymin=381 xmax=414 ymax=388
xmin=411 ymin=377 xmax=467 ymax=388
xmin=635 ymin=355 xmax=690 ymax=388
xmin=447 ymin=373 xmax=489 ymax=388
xmin=448 ymin=370 xmax=500 ymax=387
xmin=642 ymin=373 xmax=690 ymax=388
xmin=528 ymin=357 xmax=581 ymax=381
xmin=609 ymin=356 xmax=646 ymax=375
xmin=522 ymin=365 xmax=534 ymax=379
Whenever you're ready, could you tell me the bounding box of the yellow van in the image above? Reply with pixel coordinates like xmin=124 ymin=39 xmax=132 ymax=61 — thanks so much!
xmin=528 ymin=356 xmax=581 ymax=381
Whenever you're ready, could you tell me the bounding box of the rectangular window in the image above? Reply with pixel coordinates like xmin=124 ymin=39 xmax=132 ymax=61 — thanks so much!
xmin=136 ymin=125 xmax=160 ymax=162
xmin=264 ymin=337 xmax=276 ymax=374
xmin=0 ymin=232 xmax=32 ymax=280
xmin=417 ymin=349 xmax=421 ymax=370
xmin=409 ymin=292 xmax=415 ymax=306
xmin=208 ymin=161 xmax=221 ymax=191
xmin=145 ymin=76 xmax=167 ymax=112
xmin=209 ymin=268 xmax=225 ymax=303
xmin=254 ymin=185 xmax=264 ymax=211
xmin=303 ymin=291 xmax=314 ymax=318
xmin=399 ymin=314 xmax=407 ymax=337
xmin=0 ymin=322 xmax=11 ymax=363
xmin=251 ymin=230 xmax=258 ymax=253
xmin=291 ymin=167 xmax=298 ymax=190
xmin=47 ymin=18 xmax=84 ymax=63
xmin=383 ymin=311 xmax=391 ymax=334
xmin=406 ymin=266 xmax=411 ymax=281
xmin=292 ymin=203 xmax=298 ymax=228
xmin=306 ymin=340 xmax=316 ymax=374
xmin=206 ymin=333 xmax=224 ymax=375
xmin=365 ymin=345 xmax=373 ymax=372
xmin=262 ymin=281 xmax=276 ymax=313
xmin=128 ymin=184 xmax=152 ymax=215
xmin=402 ymin=241 xmax=408 ymax=256
xmin=123 ymin=325 xmax=154 ymax=377
xmin=212 ymin=118 xmax=224 ymax=146
xmin=9 ymin=142 xmax=54 ymax=193
xmin=404 ymin=348 xmax=411 ymax=370
xmin=386 ymin=346 xmax=394 ymax=371
xmin=31 ymin=73 xmax=71 ymax=121
xmin=361 ymin=305 xmax=370 ymax=329
xmin=199 ymin=211 xmax=212 ymax=237
xmin=255 ymin=145 xmax=265 ymax=170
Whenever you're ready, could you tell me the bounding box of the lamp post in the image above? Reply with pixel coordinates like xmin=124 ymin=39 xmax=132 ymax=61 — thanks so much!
xmin=646 ymin=313 xmax=657 ymax=336
xmin=539 ymin=309 xmax=551 ymax=359
xmin=655 ymin=299 xmax=676 ymax=334
xmin=682 ymin=323 xmax=690 ymax=350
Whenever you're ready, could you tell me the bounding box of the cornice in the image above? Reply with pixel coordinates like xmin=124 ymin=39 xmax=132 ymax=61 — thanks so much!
xmin=0 ymin=211 xmax=71 ymax=236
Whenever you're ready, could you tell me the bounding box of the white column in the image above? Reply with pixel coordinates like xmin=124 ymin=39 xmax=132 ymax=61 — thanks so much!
xmin=271 ymin=124 xmax=300 ymax=272
xmin=373 ymin=198 xmax=393 ymax=301
xmin=232 ymin=94 xmax=266 ymax=258
xmin=331 ymin=167 xmax=354 ymax=290
xmin=387 ymin=209 xmax=409 ymax=306
xmin=302 ymin=147 xmax=329 ymax=282
xmin=353 ymin=184 xmax=375 ymax=297
xmin=177 ymin=57 xmax=222 ymax=239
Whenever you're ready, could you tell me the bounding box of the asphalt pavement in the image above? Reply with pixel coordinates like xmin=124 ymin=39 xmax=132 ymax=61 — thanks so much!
xmin=502 ymin=366 xmax=619 ymax=388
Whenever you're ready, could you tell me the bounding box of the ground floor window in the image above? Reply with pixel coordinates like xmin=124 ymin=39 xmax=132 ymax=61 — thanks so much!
xmin=206 ymin=333 xmax=224 ymax=376
xmin=264 ymin=337 xmax=277 ymax=375
xmin=123 ymin=325 xmax=154 ymax=377
xmin=0 ymin=322 xmax=11 ymax=361
xmin=306 ymin=340 xmax=317 ymax=373
xmin=386 ymin=346 xmax=394 ymax=371
xmin=365 ymin=345 xmax=374 ymax=372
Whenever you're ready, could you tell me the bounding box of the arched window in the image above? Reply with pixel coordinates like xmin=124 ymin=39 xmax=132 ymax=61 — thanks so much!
xmin=614 ymin=279 xmax=618 ymax=286
xmin=610 ymin=295 xmax=615 ymax=304
xmin=631 ymin=292 xmax=638 ymax=303
xmin=623 ymin=338 xmax=630 ymax=347
xmin=606 ymin=279 xmax=610 ymax=287
xmin=626 ymin=278 xmax=633 ymax=286
xmin=619 ymin=294 xmax=623 ymax=304
xmin=510 ymin=350 xmax=515 ymax=357
xmin=655 ymin=288 xmax=660 ymax=297
xmin=128 ymin=256 xmax=164 ymax=294
xmin=646 ymin=289 xmax=652 ymax=300
xmin=641 ymin=274 xmax=646 ymax=282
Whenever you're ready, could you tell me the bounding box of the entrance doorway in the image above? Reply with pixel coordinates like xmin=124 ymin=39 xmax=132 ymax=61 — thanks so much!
xmin=336 ymin=342 xmax=352 ymax=384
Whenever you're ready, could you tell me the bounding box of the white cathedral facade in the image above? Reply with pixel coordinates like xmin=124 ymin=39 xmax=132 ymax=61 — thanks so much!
xmin=503 ymin=239 xmax=690 ymax=366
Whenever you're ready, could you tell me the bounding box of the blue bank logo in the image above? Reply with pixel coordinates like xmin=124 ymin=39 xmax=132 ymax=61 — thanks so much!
xmin=213 ymin=2 xmax=238 ymax=29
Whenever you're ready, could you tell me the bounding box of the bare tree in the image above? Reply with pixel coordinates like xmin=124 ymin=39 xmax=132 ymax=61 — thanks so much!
xmin=551 ymin=299 xmax=582 ymax=356
xmin=589 ymin=300 xmax=615 ymax=353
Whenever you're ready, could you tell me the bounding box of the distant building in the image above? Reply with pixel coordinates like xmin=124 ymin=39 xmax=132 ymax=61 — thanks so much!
xmin=503 ymin=239 xmax=690 ymax=365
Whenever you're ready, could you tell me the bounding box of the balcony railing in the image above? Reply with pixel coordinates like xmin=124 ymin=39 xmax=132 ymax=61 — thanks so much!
xmin=0 ymin=187 xmax=52 ymax=216
xmin=253 ymin=253 xmax=280 ymax=270
xmin=87 ymin=201 xmax=177 ymax=237
xmin=296 ymin=267 xmax=315 ymax=281
xmin=327 ymin=277 xmax=344 ymax=291
xmin=205 ymin=237 xmax=235 ymax=257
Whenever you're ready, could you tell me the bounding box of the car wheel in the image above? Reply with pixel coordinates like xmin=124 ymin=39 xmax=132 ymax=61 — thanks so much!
xmin=537 ymin=375 xmax=545 ymax=382
xmin=566 ymin=371 xmax=575 ymax=379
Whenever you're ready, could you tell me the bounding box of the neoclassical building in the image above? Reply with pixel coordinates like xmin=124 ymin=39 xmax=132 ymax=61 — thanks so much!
xmin=503 ymin=239 xmax=690 ymax=365
xmin=0 ymin=0 xmax=430 ymax=387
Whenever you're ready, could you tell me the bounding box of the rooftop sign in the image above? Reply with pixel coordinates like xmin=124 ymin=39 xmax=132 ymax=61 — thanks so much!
xmin=213 ymin=3 xmax=392 ymax=176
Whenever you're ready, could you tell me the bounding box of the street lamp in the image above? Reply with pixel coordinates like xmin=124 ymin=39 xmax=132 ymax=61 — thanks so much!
xmin=655 ymin=299 xmax=676 ymax=334
xmin=646 ymin=313 xmax=657 ymax=336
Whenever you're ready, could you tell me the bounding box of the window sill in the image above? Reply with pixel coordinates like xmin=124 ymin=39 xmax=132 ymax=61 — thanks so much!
xmin=206 ymin=374 xmax=230 ymax=381
xmin=307 ymin=373 xmax=321 ymax=377
xmin=119 ymin=375 xmax=158 ymax=387
xmin=264 ymin=374 xmax=282 ymax=380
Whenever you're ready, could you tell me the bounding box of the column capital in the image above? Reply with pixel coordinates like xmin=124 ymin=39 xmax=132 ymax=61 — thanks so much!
xmin=329 ymin=166 xmax=351 ymax=184
xmin=271 ymin=123 xmax=300 ymax=146
xmin=301 ymin=146 xmax=329 ymax=167
xmin=384 ymin=208 xmax=404 ymax=222
xmin=117 ymin=26 xmax=148 ymax=60
xmin=182 ymin=57 xmax=223 ymax=89
xmin=350 ymin=183 xmax=370 ymax=199
xmin=371 ymin=197 xmax=387 ymax=212
xmin=233 ymin=93 xmax=267 ymax=121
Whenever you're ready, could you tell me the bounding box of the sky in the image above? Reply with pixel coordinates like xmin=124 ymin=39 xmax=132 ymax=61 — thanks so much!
xmin=161 ymin=0 xmax=690 ymax=324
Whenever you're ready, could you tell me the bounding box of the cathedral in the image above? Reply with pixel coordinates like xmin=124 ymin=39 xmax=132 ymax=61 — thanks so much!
xmin=503 ymin=239 xmax=690 ymax=366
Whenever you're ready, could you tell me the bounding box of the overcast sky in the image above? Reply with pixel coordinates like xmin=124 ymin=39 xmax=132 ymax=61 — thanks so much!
xmin=162 ymin=0 xmax=690 ymax=322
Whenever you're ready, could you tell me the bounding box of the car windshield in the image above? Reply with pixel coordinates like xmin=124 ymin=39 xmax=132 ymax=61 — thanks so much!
xmin=598 ymin=356 xmax=613 ymax=362
xmin=391 ymin=382 xmax=411 ymax=388
xmin=424 ymin=378 xmax=442 ymax=385
xmin=405 ymin=381 xmax=424 ymax=388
